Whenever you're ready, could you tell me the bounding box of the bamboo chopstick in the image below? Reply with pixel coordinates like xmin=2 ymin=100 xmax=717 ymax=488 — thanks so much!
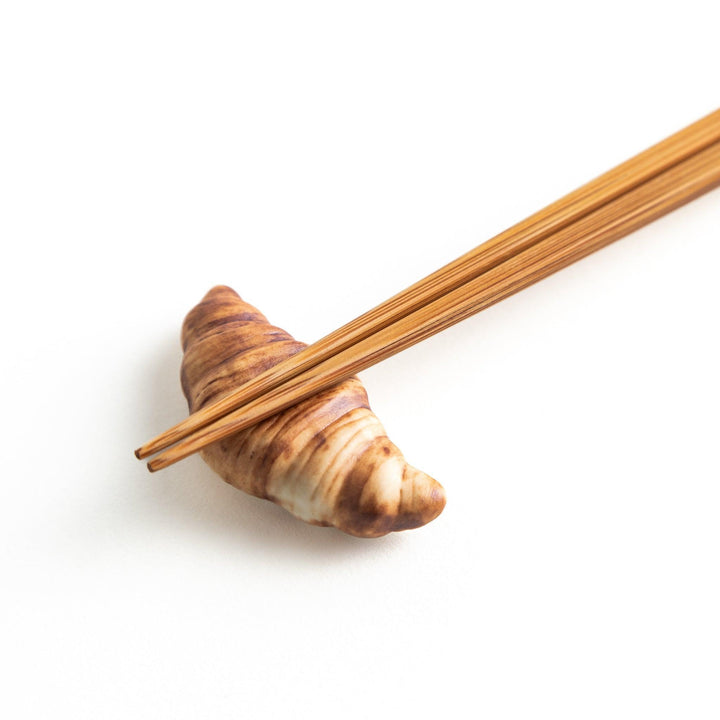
xmin=145 ymin=138 xmax=720 ymax=472
xmin=136 ymin=108 xmax=720 ymax=461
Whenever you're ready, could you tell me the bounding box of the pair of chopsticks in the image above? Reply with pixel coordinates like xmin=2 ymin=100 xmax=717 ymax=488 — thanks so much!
xmin=137 ymin=108 xmax=720 ymax=471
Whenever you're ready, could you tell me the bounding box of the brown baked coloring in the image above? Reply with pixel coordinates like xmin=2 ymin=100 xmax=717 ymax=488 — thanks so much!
xmin=180 ymin=286 xmax=446 ymax=538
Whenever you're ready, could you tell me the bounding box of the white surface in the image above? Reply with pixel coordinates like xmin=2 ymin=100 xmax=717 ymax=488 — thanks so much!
xmin=1 ymin=2 xmax=719 ymax=718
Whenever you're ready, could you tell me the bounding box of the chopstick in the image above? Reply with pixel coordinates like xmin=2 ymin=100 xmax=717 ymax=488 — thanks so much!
xmin=145 ymin=138 xmax=720 ymax=472
xmin=136 ymin=108 xmax=720 ymax=462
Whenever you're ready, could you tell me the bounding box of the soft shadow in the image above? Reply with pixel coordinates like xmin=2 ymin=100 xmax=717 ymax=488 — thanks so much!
xmin=128 ymin=334 xmax=402 ymax=561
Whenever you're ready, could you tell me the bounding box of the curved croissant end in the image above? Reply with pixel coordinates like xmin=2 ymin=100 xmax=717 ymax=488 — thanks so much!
xmin=180 ymin=286 xmax=446 ymax=538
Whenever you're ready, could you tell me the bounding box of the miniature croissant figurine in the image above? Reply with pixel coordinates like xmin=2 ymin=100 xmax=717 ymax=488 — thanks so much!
xmin=180 ymin=286 xmax=446 ymax=537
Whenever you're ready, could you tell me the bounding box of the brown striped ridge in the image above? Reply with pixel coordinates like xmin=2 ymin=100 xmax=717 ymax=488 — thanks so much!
xmin=180 ymin=286 xmax=445 ymax=537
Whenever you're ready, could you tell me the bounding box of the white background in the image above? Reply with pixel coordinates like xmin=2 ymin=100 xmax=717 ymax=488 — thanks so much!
xmin=1 ymin=2 xmax=718 ymax=718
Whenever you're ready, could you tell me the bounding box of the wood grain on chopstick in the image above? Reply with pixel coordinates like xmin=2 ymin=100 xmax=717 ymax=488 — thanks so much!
xmin=135 ymin=108 xmax=720 ymax=461
xmin=146 ymin=139 xmax=720 ymax=472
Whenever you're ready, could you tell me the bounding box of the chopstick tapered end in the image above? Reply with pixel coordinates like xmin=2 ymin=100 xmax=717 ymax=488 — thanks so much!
xmin=147 ymin=455 xmax=172 ymax=472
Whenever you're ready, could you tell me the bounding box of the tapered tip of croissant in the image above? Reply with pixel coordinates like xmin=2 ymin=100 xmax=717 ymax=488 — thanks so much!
xmin=335 ymin=459 xmax=446 ymax=538
xmin=392 ymin=465 xmax=446 ymax=532
xmin=202 ymin=285 xmax=241 ymax=302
